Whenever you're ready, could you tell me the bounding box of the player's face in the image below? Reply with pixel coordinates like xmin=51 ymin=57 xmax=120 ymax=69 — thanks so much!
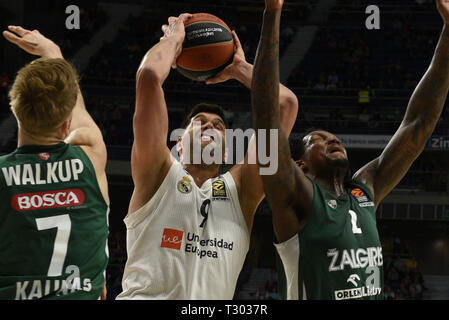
xmin=302 ymin=130 xmax=348 ymax=169
xmin=181 ymin=112 xmax=227 ymax=162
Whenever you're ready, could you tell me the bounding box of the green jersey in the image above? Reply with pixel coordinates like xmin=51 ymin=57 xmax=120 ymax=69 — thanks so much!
xmin=275 ymin=178 xmax=383 ymax=300
xmin=0 ymin=143 xmax=109 ymax=300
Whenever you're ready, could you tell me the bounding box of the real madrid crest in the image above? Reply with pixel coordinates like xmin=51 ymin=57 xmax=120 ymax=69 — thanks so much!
xmin=177 ymin=176 xmax=193 ymax=194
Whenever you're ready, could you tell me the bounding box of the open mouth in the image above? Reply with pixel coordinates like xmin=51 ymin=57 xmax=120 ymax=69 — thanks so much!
xmin=328 ymin=147 xmax=344 ymax=155
xmin=201 ymin=134 xmax=215 ymax=142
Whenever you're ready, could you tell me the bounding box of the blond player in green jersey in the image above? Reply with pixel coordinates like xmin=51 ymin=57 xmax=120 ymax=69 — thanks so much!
xmin=0 ymin=27 xmax=109 ymax=300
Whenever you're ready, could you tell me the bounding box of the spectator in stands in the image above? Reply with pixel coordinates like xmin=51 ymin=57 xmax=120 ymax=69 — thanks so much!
xmin=314 ymin=78 xmax=326 ymax=90
xmin=384 ymin=284 xmax=396 ymax=300
xmin=268 ymin=286 xmax=280 ymax=300
xmin=398 ymin=281 xmax=410 ymax=299
xmin=357 ymin=85 xmax=372 ymax=111
xmin=358 ymin=106 xmax=371 ymax=124
xmin=256 ymin=286 xmax=269 ymax=300
xmin=269 ymin=267 xmax=278 ymax=282
xmin=369 ymin=109 xmax=383 ymax=129
xmin=395 ymin=291 xmax=406 ymax=300
xmin=326 ymin=80 xmax=337 ymax=91
xmin=386 ymin=264 xmax=401 ymax=293
xmin=328 ymin=70 xmax=339 ymax=86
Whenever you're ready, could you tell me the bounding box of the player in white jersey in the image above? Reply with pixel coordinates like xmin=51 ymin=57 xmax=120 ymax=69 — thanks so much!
xmin=116 ymin=13 xmax=299 ymax=300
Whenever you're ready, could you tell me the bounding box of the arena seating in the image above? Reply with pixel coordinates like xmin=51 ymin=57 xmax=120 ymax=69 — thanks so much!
xmin=1 ymin=0 xmax=446 ymax=301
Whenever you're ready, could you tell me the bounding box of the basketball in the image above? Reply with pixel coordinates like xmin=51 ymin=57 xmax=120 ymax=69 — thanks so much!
xmin=176 ymin=13 xmax=234 ymax=82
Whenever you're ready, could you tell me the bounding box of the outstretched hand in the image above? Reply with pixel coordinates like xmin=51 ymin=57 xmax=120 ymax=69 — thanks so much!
xmin=160 ymin=13 xmax=192 ymax=69
xmin=2 ymin=26 xmax=62 ymax=58
xmin=205 ymin=31 xmax=247 ymax=85
xmin=437 ymin=0 xmax=449 ymax=23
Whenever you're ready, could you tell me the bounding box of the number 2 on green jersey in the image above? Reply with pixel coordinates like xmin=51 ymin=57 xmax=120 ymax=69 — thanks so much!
xmin=348 ymin=210 xmax=362 ymax=234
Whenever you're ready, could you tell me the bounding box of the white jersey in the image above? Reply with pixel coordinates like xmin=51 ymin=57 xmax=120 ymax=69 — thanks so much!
xmin=116 ymin=160 xmax=250 ymax=300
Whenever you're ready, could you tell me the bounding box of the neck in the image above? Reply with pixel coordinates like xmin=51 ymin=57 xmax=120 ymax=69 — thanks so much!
xmin=18 ymin=127 xmax=64 ymax=148
xmin=308 ymin=167 xmax=347 ymax=198
xmin=182 ymin=163 xmax=220 ymax=188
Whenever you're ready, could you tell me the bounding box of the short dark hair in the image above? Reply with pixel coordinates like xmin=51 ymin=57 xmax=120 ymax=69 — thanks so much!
xmin=290 ymin=127 xmax=353 ymax=184
xmin=181 ymin=103 xmax=228 ymax=129
xmin=289 ymin=127 xmax=323 ymax=161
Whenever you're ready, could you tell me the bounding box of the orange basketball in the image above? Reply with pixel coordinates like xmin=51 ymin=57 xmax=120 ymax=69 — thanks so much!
xmin=176 ymin=13 xmax=234 ymax=82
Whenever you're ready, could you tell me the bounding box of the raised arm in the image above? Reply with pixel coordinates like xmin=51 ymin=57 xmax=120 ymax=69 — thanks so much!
xmin=126 ymin=14 xmax=192 ymax=214
xmin=2 ymin=26 xmax=103 ymax=151
xmin=207 ymin=30 xmax=299 ymax=232
xmin=353 ymin=0 xmax=449 ymax=209
xmin=131 ymin=14 xmax=191 ymax=186
xmin=251 ymin=0 xmax=312 ymax=242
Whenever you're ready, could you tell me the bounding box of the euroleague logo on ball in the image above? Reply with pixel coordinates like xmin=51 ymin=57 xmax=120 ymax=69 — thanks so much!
xmin=39 ymin=152 xmax=50 ymax=161
xmin=176 ymin=13 xmax=234 ymax=82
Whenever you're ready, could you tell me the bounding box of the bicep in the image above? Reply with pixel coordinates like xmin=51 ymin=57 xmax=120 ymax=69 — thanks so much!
xmin=132 ymin=70 xmax=171 ymax=178
xmin=353 ymin=123 xmax=422 ymax=207
xmin=279 ymin=85 xmax=299 ymax=136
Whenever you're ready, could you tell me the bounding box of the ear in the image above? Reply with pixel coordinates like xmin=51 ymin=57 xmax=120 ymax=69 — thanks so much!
xmin=296 ymin=159 xmax=308 ymax=173
xmin=60 ymin=119 xmax=72 ymax=139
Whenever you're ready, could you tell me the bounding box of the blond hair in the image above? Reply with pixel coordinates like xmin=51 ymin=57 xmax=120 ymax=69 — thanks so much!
xmin=9 ymin=58 xmax=79 ymax=134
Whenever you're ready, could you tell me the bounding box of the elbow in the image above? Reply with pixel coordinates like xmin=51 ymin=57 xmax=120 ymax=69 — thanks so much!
xmin=136 ymin=66 xmax=163 ymax=87
xmin=282 ymin=93 xmax=299 ymax=112
xmin=281 ymin=94 xmax=299 ymax=122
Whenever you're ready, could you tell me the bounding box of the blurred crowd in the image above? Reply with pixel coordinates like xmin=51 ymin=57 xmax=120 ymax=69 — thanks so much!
xmin=384 ymin=257 xmax=426 ymax=300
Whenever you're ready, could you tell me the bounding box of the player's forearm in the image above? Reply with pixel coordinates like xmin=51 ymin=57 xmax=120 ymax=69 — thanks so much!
xmin=252 ymin=7 xmax=297 ymax=184
xmin=403 ymin=25 xmax=449 ymax=139
xmin=41 ymin=45 xmax=63 ymax=59
xmin=251 ymin=8 xmax=282 ymax=131
xmin=137 ymin=38 xmax=181 ymax=85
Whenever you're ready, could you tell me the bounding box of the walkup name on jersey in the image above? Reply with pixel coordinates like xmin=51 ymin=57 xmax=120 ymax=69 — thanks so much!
xmin=2 ymin=159 xmax=84 ymax=186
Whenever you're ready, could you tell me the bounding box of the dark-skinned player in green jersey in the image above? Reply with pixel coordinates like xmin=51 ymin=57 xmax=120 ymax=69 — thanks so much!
xmin=251 ymin=0 xmax=449 ymax=300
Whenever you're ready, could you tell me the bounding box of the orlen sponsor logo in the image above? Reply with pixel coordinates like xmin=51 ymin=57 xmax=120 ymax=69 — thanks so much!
xmin=161 ymin=228 xmax=184 ymax=250
xmin=11 ymin=189 xmax=85 ymax=211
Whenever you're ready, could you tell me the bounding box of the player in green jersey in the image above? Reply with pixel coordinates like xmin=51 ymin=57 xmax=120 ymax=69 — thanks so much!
xmin=251 ymin=0 xmax=449 ymax=299
xmin=0 ymin=27 xmax=109 ymax=300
